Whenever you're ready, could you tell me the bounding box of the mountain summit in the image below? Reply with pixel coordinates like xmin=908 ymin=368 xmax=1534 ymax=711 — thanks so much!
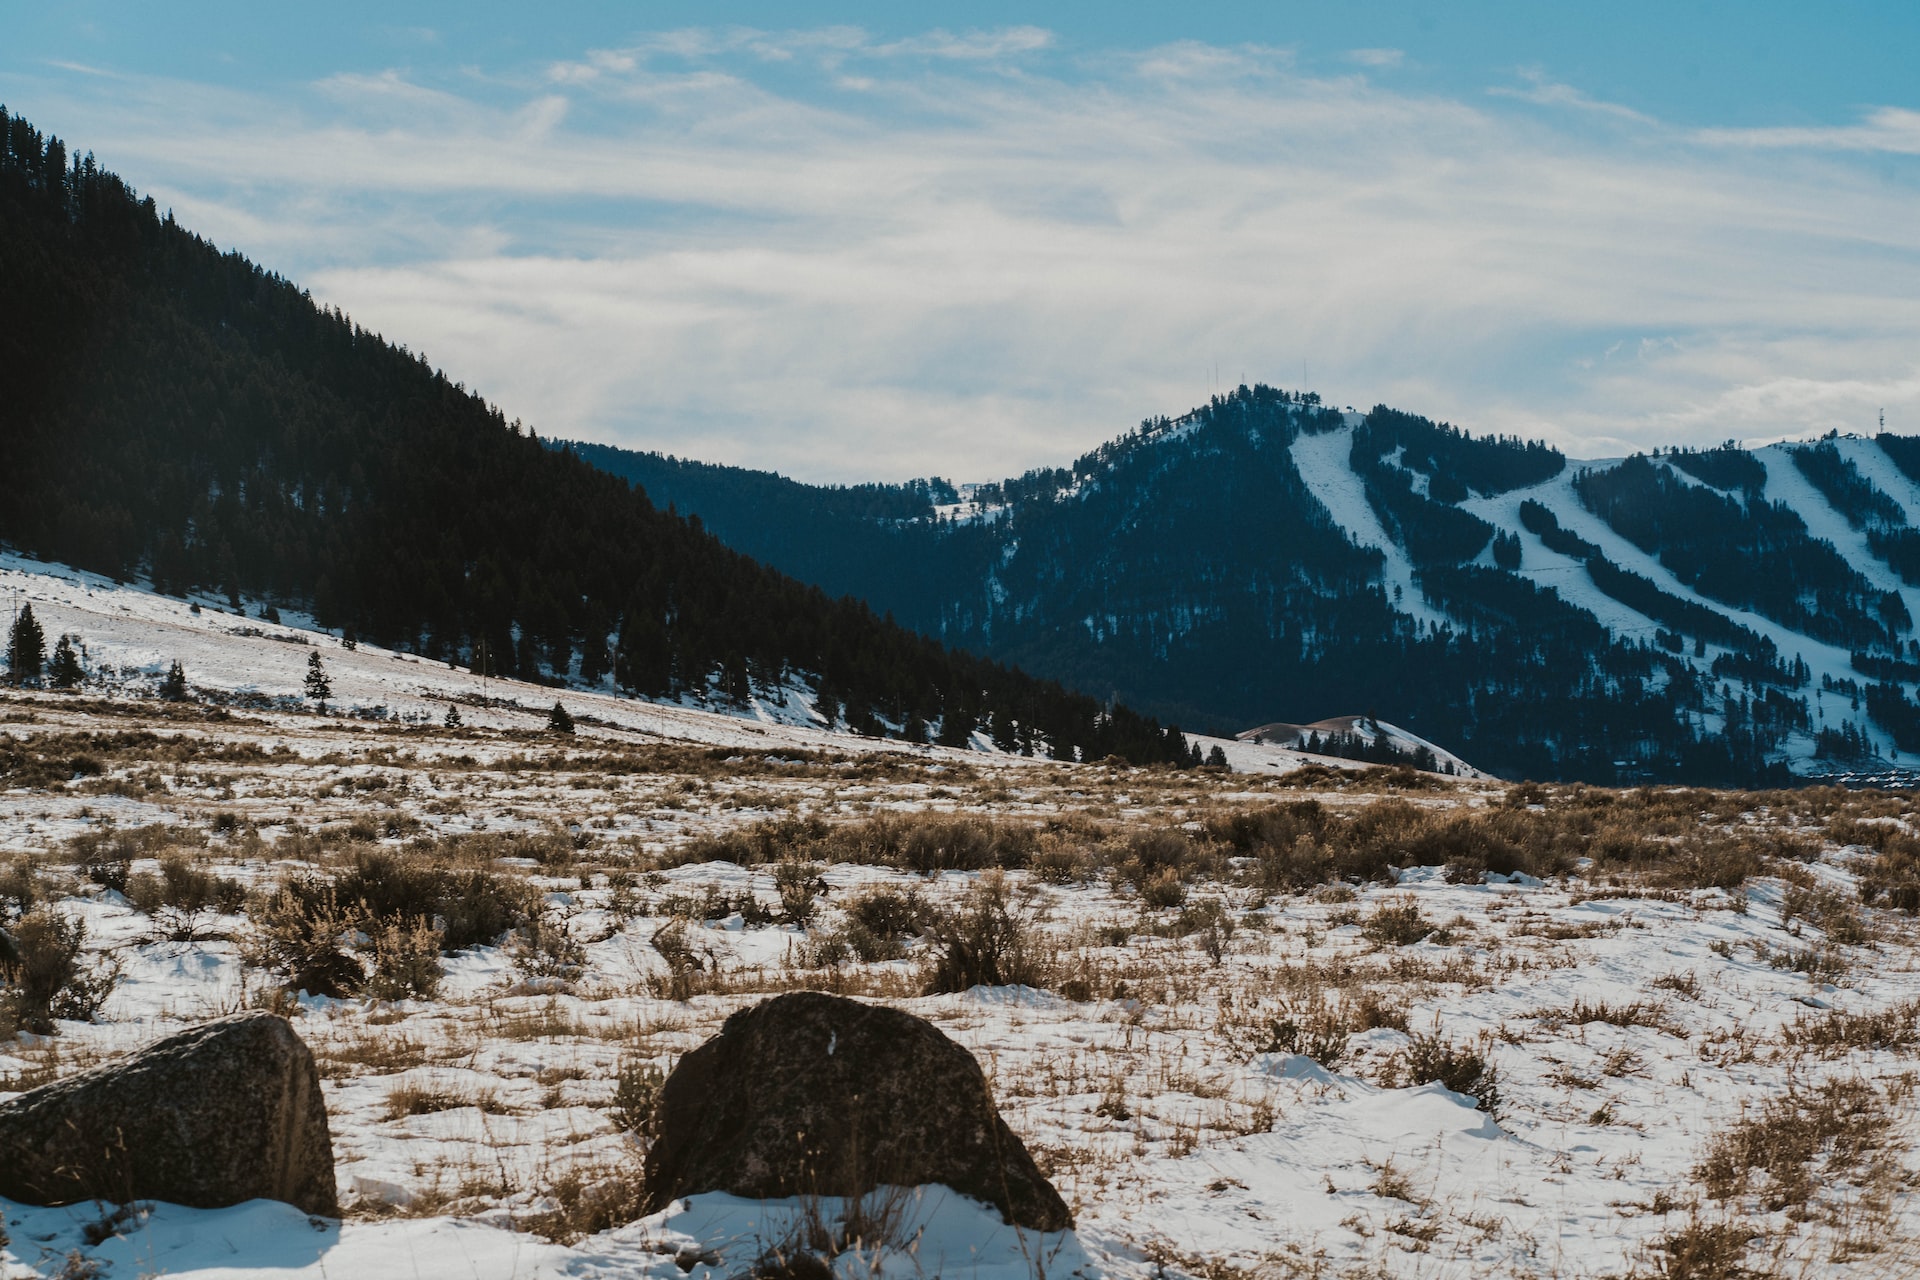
xmin=570 ymin=391 xmax=1920 ymax=786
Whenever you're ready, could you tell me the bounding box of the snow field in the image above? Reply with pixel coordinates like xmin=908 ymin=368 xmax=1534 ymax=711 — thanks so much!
xmin=5 ymin=686 xmax=1920 ymax=1278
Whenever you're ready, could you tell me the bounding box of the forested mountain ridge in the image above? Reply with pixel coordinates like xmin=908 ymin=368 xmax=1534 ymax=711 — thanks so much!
xmin=0 ymin=108 xmax=1195 ymax=765
xmin=565 ymin=397 xmax=1920 ymax=787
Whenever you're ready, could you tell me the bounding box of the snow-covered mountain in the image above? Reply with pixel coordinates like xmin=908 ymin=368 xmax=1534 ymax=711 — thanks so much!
xmin=569 ymin=390 xmax=1920 ymax=786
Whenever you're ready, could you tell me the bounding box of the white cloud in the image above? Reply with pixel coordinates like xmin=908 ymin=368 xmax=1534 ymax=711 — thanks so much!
xmin=1696 ymin=106 xmax=1920 ymax=155
xmin=1488 ymin=68 xmax=1654 ymax=124
xmin=873 ymin=27 xmax=1053 ymax=60
xmin=1347 ymin=48 xmax=1403 ymax=69
xmin=5 ymin=36 xmax=1918 ymax=480
xmin=546 ymin=25 xmax=1047 ymax=84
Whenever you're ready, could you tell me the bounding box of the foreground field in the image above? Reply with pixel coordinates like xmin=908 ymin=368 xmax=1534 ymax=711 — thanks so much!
xmin=4 ymin=688 xmax=1920 ymax=1280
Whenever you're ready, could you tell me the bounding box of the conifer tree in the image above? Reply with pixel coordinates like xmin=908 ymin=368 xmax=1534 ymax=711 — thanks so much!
xmin=444 ymin=703 xmax=463 ymax=728
xmin=159 ymin=660 xmax=188 ymax=701
xmin=48 ymin=633 xmax=83 ymax=689
xmin=6 ymin=604 xmax=45 ymax=682
xmin=814 ymin=682 xmax=841 ymax=730
xmin=579 ymin=633 xmax=608 ymax=686
xmin=548 ymin=701 xmax=575 ymax=734
xmin=304 ymin=651 xmax=333 ymax=707
xmin=936 ymin=707 xmax=974 ymax=748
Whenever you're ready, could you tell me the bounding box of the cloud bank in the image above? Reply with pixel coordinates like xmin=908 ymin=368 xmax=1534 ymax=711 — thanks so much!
xmin=6 ymin=29 xmax=1919 ymax=480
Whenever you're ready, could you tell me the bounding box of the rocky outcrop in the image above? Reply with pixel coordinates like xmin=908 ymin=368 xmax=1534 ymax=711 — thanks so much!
xmin=0 ymin=1011 xmax=337 ymax=1215
xmin=642 ymin=991 xmax=1071 ymax=1232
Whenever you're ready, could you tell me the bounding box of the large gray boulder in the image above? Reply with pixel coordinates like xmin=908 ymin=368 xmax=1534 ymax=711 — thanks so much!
xmin=641 ymin=991 xmax=1071 ymax=1232
xmin=0 ymin=1011 xmax=337 ymax=1215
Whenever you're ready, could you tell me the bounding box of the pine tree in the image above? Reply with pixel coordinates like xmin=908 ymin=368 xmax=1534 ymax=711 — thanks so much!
xmin=159 ymin=659 xmax=188 ymax=701
xmin=579 ymin=634 xmax=608 ymax=686
xmin=1206 ymin=744 xmax=1229 ymax=768
xmin=304 ymin=651 xmax=333 ymax=706
xmin=444 ymin=704 xmax=463 ymax=728
xmin=48 ymin=633 xmax=83 ymax=689
xmin=6 ymin=604 xmax=45 ymax=683
xmin=814 ymin=682 xmax=841 ymax=730
xmin=548 ymin=701 xmax=575 ymax=734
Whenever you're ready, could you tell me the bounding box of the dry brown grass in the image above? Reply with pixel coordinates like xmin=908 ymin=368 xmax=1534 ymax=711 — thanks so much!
xmin=1361 ymin=896 xmax=1433 ymax=946
xmin=312 ymin=1029 xmax=435 ymax=1079
xmin=1781 ymin=1000 xmax=1920 ymax=1057
xmin=517 ymin=1159 xmax=648 ymax=1244
xmin=1696 ymin=1075 xmax=1908 ymax=1216
xmin=384 ymin=1078 xmax=512 ymax=1120
xmin=1530 ymin=997 xmax=1681 ymax=1036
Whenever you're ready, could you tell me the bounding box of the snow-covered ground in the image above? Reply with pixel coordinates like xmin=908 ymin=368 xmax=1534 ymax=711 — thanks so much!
xmin=6 ymin=603 xmax=1920 ymax=1278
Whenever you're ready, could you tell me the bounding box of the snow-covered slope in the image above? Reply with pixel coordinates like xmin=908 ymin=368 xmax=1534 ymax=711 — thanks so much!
xmin=1234 ymin=716 xmax=1482 ymax=778
xmin=1292 ymin=423 xmax=1920 ymax=777
xmin=1290 ymin=426 xmax=1451 ymax=632
xmin=0 ymin=549 xmax=1442 ymax=778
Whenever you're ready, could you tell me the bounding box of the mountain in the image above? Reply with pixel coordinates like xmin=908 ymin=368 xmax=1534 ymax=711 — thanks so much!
xmin=0 ymin=107 xmax=1195 ymax=767
xmin=564 ymin=393 xmax=1920 ymax=787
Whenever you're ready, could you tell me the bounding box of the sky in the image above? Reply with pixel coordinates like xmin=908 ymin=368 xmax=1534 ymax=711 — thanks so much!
xmin=5 ymin=3 xmax=1919 ymax=482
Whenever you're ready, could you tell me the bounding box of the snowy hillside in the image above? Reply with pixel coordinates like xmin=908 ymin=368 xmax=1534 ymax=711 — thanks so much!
xmin=1236 ymin=716 xmax=1481 ymax=778
xmin=0 ymin=549 xmax=1394 ymax=780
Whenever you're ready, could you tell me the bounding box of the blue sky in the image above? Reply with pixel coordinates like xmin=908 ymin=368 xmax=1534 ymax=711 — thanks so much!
xmin=6 ymin=4 xmax=1919 ymax=480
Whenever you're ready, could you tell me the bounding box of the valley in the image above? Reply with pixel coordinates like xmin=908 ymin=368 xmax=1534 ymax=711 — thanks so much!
xmin=6 ymin=90 xmax=1920 ymax=1280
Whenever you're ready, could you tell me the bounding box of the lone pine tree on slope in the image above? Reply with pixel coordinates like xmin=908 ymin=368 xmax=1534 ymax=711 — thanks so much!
xmin=304 ymin=651 xmax=333 ymax=708
xmin=7 ymin=604 xmax=45 ymax=683
xmin=48 ymin=634 xmax=83 ymax=689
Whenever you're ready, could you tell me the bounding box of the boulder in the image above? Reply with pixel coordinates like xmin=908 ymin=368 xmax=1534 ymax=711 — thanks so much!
xmin=0 ymin=1011 xmax=338 ymax=1215
xmin=641 ymin=991 xmax=1071 ymax=1232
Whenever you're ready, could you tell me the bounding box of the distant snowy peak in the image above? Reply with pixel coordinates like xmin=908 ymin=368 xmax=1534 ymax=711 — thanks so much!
xmin=1237 ymin=716 xmax=1481 ymax=777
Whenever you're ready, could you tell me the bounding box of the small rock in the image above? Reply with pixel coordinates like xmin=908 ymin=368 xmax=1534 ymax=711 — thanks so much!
xmin=642 ymin=991 xmax=1071 ymax=1232
xmin=0 ymin=1011 xmax=338 ymax=1215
